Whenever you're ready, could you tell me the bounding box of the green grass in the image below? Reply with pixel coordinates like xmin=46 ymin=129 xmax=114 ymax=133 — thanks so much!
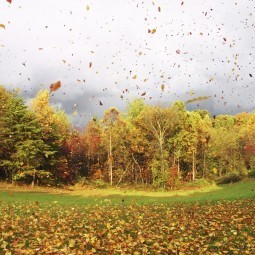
xmin=0 ymin=179 xmax=254 ymax=206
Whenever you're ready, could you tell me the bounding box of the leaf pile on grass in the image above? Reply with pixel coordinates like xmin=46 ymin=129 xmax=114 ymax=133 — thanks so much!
xmin=0 ymin=199 xmax=254 ymax=254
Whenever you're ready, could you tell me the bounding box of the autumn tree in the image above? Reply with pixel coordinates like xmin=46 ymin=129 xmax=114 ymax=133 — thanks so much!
xmin=135 ymin=105 xmax=177 ymax=187
xmin=30 ymin=90 xmax=71 ymax=184
xmin=0 ymin=86 xmax=53 ymax=185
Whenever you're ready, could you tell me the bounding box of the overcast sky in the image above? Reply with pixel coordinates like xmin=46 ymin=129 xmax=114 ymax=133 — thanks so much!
xmin=0 ymin=0 xmax=254 ymax=126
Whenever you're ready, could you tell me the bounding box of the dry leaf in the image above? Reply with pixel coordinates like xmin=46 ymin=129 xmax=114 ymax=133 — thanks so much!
xmin=151 ymin=28 xmax=157 ymax=34
xmin=50 ymin=81 xmax=61 ymax=93
xmin=0 ymin=24 xmax=6 ymax=29
xmin=186 ymin=96 xmax=211 ymax=104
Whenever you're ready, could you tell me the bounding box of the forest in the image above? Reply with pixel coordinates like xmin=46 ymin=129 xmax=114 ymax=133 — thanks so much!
xmin=1 ymin=85 xmax=255 ymax=188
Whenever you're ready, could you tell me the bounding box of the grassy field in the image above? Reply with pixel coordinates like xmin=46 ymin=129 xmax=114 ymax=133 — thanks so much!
xmin=0 ymin=180 xmax=255 ymax=254
xmin=0 ymin=179 xmax=255 ymax=205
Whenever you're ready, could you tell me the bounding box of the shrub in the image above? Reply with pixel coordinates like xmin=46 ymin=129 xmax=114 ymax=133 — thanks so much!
xmin=216 ymin=172 xmax=242 ymax=184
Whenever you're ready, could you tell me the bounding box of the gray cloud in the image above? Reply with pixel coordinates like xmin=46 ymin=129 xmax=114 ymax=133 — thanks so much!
xmin=0 ymin=0 xmax=254 ymax=126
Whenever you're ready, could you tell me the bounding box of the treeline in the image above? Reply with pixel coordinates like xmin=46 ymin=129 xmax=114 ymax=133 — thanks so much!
xmin=1 ymin=86 xmax=255 ymax=187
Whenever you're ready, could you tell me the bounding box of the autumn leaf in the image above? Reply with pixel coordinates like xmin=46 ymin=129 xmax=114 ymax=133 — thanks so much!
xmin=186 ymin=96 xmax=211 ymax=104
xmin=6 ymin=0 xmax=12 ymax=3
xmin=151 ymin=28 xmax=157 ymax=34
xmin=132 ymin=75 xmax=137 ymax=79
xmin=50 ymin=81 xmax=61 ymax=93
xmin=86 ymin=5 xmax=90 ymax=11
xmin=0 ymin=24 xmax=6 ymax=29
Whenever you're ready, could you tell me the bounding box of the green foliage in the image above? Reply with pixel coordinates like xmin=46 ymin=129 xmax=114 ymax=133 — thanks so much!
xmin=216 ymin=172 xmax=243 ymax=184
xmin=0 ymin=87 xmax=53 ymax=184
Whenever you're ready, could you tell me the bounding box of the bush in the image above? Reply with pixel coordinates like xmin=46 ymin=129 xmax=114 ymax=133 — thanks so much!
xmin=248 ymin=169 xmax=255 ymax=178
xmin=216 ymin=172 xmax=242 ymax=184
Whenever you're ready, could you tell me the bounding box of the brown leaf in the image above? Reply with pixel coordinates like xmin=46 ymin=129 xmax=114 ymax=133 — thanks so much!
xmin=186 ymin=96 xmax=211 ymax=104
xmin=151 ymin=28 xmax=157 ymax=34
xmin=50 ymin=81 xmax=61 ymax=93
xmin=0 ymin=24 xmax=6 ymax=29
xmin=141 ymin=92 xmax=146 ymax=96
xmin=6 ymin=0 xmax=12 ymax=3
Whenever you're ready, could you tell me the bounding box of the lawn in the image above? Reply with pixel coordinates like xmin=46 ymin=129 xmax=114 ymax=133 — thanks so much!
xmin=0 ymin=180 xmax=255 ymax=254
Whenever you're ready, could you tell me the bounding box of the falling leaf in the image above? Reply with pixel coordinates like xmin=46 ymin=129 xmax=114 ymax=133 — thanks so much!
xmin=249 ymin=74 xmax=253 ymax=77
xmin=99 ymin=101 xmax=103 ymax=106
xmin=89 ymin=62 xmax=92 ymax=68
xmin=186 ymin=96 xmax=211 ymax=104
xmin=161 ymin=84 xmax=165 ymax=92
xmin=6 ymin=0 xmax=12 ymax=3
xmin=50 ymin=81 xmax=61 ymax=93
xmin=132 ymin=75 xmax=137 ymax=79
xmin=38 ymin=48 xmax=43 ymax=50
xmin=141 ymin=92 xmax=146 ymax=96
xmin=86 ymin=5 xmax=90 ymax=11
xmin=73 ymin=110 xmax=78 ymax=116
xmin=151 ymin=28 xmax=157 ymax=34
xmin=0 ymin=24 xmax=6 ymax=29
xmin=181 ymin=1 xmax=184 ymax=5
xmin=158 ymin=7 xmax=161 ymax=12
xmin=176 ymin=50 xmax=181 ymax=54
xmin=223 ymin=37 xmax=227 ymax=42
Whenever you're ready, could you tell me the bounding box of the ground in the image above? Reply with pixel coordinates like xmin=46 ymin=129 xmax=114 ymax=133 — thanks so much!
xmin=0 ymin=180 xmax=255 ymax=254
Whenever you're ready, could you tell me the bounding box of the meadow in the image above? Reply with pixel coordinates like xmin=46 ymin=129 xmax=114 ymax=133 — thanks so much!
xmin=0 ymin=180 xmax=255 ymax=254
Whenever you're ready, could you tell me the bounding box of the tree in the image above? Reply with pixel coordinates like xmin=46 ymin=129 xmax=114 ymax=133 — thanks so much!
xmin=102 ymin=107 xmax=122 ymax=185
xmin=0 ymin=86 xmax=52 ymax=185
xmin=135 ymin=105 xmax=177 ymax=187
xmin=30 ymin=90 xmax=71 ymax=184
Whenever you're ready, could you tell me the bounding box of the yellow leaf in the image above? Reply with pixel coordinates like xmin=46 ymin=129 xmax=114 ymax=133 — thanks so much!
xmin=86 ymin=5 xmax=90 ymax=11
xmin=151 ymin=28 xmax=156 ymax=34
xmin=106 ymin=223 xmax=111 ymax=229
xmin=0 ymin=24 xmax=6 ymax=29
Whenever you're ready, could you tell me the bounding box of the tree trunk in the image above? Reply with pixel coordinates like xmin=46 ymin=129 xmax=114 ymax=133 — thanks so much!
xmin=192 ymin=150 xmax=196 ymax=181
xmin=203 ymin=151 xmax=206 ymax=178
xmin=132 ymin=153 xmax=144 ymax=184
xmin=31 ymin=169 xmax=36 ymax=187
xmin=109 ymin=129 xmax=113 ymax=186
